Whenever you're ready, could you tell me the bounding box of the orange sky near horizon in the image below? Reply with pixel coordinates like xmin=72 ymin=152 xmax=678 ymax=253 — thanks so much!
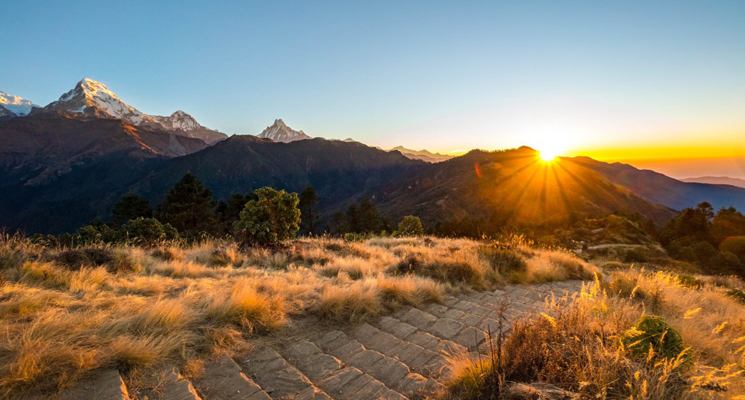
xmin=442 ymin=145 xmax=745 ymax=180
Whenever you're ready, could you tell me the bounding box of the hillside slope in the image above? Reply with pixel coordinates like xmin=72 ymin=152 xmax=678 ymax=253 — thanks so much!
xmin=572 ymin=157 xmax=745 ymax=211
xmin=133 ymin=136 xmax=423 ymax=217
xmin=373 ymin=148 xmax=676 ymax=232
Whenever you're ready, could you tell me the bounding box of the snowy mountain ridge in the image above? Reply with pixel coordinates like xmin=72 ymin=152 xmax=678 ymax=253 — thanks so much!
xmin=0 ymin=90 xmax=38 ymax=117
xmin=44 ymin=78 xmax=226 ymax=143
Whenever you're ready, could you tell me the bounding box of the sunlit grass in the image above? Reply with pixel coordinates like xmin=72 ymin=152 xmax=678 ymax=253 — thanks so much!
xmin=0 ymin=234 xmax=601 ymax=397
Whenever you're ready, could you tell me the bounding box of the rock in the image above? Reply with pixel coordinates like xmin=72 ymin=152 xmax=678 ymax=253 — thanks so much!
xmin=505 ymin=382 xmax=579 ymax=399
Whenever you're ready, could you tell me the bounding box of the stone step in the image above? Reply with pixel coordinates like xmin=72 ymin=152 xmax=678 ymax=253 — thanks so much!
xmin=319 ymin=327 xmax=442 ymax=398
xmin=349 ymin=323 xmax=438 ymax=375
xmin=24 ymin=370 xmax=130 ymax=400
xmin=374 ymin=316 xmax=472 ymax=381
xmin=241 ymin=346 xmax=330 ymax=400
xmin=139 ymin=367 xmax=201 ymax=400
xmin=194 ymin=354 xmax=271 ymax=400
xmin=423 ymin=296 xmax=492 ymax=329
xmin=392 ymin=306 xmax=487 ymax=351
xmin=284 ymin=338 xmax=407 ymax=400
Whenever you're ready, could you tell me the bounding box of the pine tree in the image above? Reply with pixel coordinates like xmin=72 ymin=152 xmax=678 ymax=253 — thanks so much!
xmin=298 ymin=186 xmax=320 ymax=234
xmin=155 ymin=173 xmax=218 ymax=238
xmin=111 ymin=194 xmax=152 ymax=226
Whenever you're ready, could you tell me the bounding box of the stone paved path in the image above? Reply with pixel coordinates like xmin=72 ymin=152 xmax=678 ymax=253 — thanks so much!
xmin=42 ymin=280 xmax=585 ymax=400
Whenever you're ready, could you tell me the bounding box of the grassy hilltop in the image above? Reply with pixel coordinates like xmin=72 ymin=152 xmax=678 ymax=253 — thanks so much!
xmin=0 ymin=235 xmax=743 ymax=399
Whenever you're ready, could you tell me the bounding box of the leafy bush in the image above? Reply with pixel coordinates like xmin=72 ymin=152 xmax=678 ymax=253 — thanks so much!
xmin=122 ymin=217 xmax=178 ymax=246
xmin=479 ymin=246 xmax=527 ymax=276
xmin=234 ymin=187 xmax=300 ymax=248
xmin=677 ymin=274 xmax=702 ymax=289
xmin=720 ymin=236 xmax=745 ymax=258
xmin=343 ymin=232 xmax=369 ymax=242
xmin=623 ymin=247 xmax=650 ymax=263
xmin=76 ymin=223 xmax=118 ymax=244
xmin=726 ymin=288 xmax=745 ymax=304
xmin=391 ymin=256 xmax=482 ymax=287
xmin=396 ymin=215 xmax=424 ymax=237
xmin=621 ymin=315 xmax=692 ymax=367
xmin=54 ymin=247 xmax=138 ymax=273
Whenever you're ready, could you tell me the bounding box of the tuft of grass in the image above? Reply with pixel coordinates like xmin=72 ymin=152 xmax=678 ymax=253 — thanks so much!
xmin=479 ymin=245 xmax=527 ymax=277
xmin=151 ymin=246 xmax=184 ymax=261
xmin=377 ymin=275 xmax=444 ymax=309
xmin=129 ymin=298 xmax=195 ymax=334
xmin=257 ymin=253 xmax=290 ymax=270
xmin=206 ymin=279 xmax=286 ymax=333
xmin=109 ymin=333 xmax=196 ymax=371
xmin=391 ymin=255 xmax=485 ymax=288
xmin=311 ymin=282 xmax=383 ymax=322
xmin=319 ymin=257 xmax=371 ymax=280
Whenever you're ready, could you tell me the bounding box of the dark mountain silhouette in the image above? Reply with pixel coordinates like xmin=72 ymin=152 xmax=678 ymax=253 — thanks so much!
xmin=0 ymin=112 xmax=210 ymax=233
xmin=2 ymin=112 xmax=744 ymax=235
xmin=569 ymin=157 xmax=745 ymax=211
xmin=131 ymin=135 xmax=424 ymax=220
xmin=0 ymin=111 xmax=208 ymax=187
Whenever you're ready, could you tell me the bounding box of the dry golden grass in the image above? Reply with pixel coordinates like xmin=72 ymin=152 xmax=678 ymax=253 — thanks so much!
xmin=446 ymin=273 xmax=745 ymax=400
xmin=0 ymin=235 xmax=598 ymax=398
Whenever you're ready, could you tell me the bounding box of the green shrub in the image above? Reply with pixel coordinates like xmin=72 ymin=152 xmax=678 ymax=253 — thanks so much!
xmin=0 ymin=247 xmax=24 ymax=270
xmin=343 ymin=232 xmax=368 ymax=242
xmin=55 ymin=247 xmax=137 ymax=273
xmin=76 ymin=223 xmax=118 ymax=244
xmin=234 ymin=187 xmax=300 ymax=248
xmin=396 ymin=215 xmax=424 ymax=237
xmin=479 ymin=246 xmax=527 ymax=276
xmin=726 ymin=288 xmax=745 ymax=304
xmin=721 ymin=251 xmax=742 ymax=269
xmin=391 ymin=256 xmax=482 ymax=287
xmin=601 ymin=261 xmax=625 ymax=270
xmin=623 ymin=247 xmax=649 ymax=263
xmin=720 ymin=236 xmax=745 ymax=258
xmin=122 ymin=218 xmax=178 ymax=246
xmin=603 ymin=274 xmax=645 ymax=299
xmin=621 ymin=315 xmax=692 ymax=367
xmin=56 ymin=248 xmax=110 ymax=270
xmin=677 ymin=274 xmax=702 ymax=289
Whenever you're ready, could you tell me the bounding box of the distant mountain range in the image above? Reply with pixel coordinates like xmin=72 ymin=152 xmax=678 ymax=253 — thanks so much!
xmin=682 ymin=176 xmax=745 ymax=189
xmin=2 ymin=79 xmax=745 ymax=234
xmin=571 ymin=157 xmax=745 ymax=212
xmin=389 ymin=146 xmax=452 ymax=163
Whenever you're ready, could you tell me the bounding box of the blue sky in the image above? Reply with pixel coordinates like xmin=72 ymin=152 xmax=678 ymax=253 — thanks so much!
xmin=4 ymin=1 xmax=745 ymax=176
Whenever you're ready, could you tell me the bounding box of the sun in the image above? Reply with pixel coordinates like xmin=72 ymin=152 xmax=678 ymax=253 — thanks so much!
xmin=539 ymin=147 xmax=560 ymax=161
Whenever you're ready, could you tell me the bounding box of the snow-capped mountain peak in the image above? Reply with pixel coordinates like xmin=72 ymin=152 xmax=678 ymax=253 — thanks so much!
xmin=0 ymin=90 xmax=38 ymax=116
xmin=257 ymin=119 xmax=312 ymax=143
xmin=144 ymin=110 xmax=201 ymax=132
xmin=48 ymin=78 xmax=145 ymax=124
xmin=44 ymin=78 xmax=226 ymax=143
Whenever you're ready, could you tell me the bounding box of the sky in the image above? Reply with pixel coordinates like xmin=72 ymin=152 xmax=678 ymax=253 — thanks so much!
xmin=3 ymin=0 xmax=745 ymax=178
